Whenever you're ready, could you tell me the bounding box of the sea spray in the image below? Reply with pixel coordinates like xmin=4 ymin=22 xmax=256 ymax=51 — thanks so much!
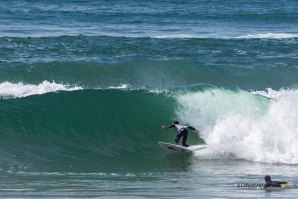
xmin=176 ymin=88 xmax=298 ymax=164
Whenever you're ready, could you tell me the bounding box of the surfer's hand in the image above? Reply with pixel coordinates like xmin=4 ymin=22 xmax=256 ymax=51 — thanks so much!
xmin=161 ymin=125 xmax=166 ymax=128
xmin=195 ymin=129 xmax=200 ymax=134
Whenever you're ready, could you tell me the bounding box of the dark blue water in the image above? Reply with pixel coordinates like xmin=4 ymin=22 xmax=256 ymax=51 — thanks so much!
xmin=1 ymin=0 xmax=298 ymax=38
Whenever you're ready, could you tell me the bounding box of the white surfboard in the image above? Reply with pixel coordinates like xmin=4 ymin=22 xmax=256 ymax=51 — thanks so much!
xmin=158 ymin=141 xmax=207 ymax=153
xmin=158 ymin=141 xmax=192 ymax=153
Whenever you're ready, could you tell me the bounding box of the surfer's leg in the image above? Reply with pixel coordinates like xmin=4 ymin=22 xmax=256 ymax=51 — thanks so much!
xmin=175 ymin=132 xmax=183 ymax=145
xmin=182 ymin=130 xmax=189 ymax=147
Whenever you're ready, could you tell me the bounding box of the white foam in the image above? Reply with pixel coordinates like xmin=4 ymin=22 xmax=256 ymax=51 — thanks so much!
xmin=176 ymin=88 xmax=298 ymax=164
xmin=238 ymin=33 xmax=298 ymax=39
xmin=107 ymin=84 xmax=130 ymax=89
xmin=0 ymin=81 xmax=82 ymax=98
xmin=153 ymin=34 xmax=204 ymax=39
xmin=251 ymin=88 xmax=297 ymax=99
xmin=2 ymin=31 xmax=297 ymax=39
xmin=101 ymin=83 xmax=167 ymax=94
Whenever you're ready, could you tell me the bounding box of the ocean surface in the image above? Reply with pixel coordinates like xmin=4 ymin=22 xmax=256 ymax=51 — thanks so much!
xmin=1 ymin=0 xmax=298 ymax=198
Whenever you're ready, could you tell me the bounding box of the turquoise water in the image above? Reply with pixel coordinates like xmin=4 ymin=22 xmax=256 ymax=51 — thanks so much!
xmin=0 ymin=0 xmax=298 ymax=198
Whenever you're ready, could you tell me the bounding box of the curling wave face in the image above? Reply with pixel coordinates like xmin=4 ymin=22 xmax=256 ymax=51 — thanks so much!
xmin=0 ymin=87 xmax=178 ymax=172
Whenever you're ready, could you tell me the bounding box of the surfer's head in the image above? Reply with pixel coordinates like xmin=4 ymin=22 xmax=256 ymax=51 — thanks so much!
xmin=265 ymin=175 xmax=271 ymax=182
xmin=173 ymin=120 xmax=179 ymax=125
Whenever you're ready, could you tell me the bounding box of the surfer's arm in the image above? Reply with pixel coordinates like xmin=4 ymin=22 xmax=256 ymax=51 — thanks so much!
xmin=188 ymin=126 xmax=200 ymax=134
xmin=187 ymin=126 xmax=196 ymax=131
xmin=277 ymin=181 xmax=288 ymax=186
xmin=161 ymin=124 xmax=175 ymax=129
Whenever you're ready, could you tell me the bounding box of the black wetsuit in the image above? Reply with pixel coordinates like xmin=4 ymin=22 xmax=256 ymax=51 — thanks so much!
xmin=167 ymin=124 xmax=196 ymax=147
xmin=265 ymin=181 xmax=288 ymax=188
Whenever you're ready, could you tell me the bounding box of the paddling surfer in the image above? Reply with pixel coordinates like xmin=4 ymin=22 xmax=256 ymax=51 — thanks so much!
xmin=264 ymin=175 xmax=294 ymax=188
xmin=161 ymin=120 xmax=200 ymax=147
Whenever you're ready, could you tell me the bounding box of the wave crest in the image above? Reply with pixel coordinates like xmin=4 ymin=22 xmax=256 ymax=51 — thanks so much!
xmin=238 ymin=33 xmax=298 ymax=39
xmin=0 ymin=81 xmax=82 ymax=99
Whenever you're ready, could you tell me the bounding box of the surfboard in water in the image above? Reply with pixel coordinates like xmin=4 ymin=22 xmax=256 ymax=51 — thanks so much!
xmin=158 ymin=141 xmax=207 ymax=153
xmin=264 ymin=183 xmax=296 ymax=191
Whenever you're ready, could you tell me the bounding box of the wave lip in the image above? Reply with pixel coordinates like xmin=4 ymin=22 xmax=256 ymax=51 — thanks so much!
xmin=0 ymin=81 xmax=82 ymax=99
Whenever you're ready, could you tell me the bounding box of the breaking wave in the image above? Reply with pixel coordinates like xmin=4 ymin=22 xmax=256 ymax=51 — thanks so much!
xmin=176 ymin=88 xmax=298 ymax=164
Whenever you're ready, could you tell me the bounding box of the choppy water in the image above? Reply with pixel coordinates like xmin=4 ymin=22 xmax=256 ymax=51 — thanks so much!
xmin=0 ymin=0 xmax=298 ymax=198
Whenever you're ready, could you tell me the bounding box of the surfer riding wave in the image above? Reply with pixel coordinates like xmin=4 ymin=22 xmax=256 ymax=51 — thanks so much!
xmin=162 ymin=120 xmax=200 ymax=147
